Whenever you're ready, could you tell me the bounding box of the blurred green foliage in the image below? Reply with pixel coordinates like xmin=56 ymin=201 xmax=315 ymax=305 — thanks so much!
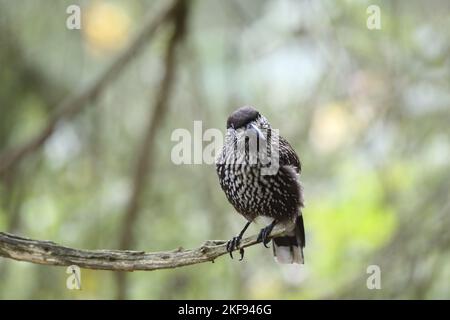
xmin=0 ymin=0 xmax=449 ymax=299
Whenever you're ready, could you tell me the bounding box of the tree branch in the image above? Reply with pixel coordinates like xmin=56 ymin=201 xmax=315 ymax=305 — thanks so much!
xmin=0 ymin=228 xmax=285 ymax=271
xmin=0 ymin=0 xmax=178 ymax=176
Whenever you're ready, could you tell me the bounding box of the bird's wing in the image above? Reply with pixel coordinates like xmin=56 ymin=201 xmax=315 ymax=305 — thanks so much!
xmin=279 ymin=136 xmax=304 ymax=208
xmin=279 ymin=135 xmax=301 ymax=174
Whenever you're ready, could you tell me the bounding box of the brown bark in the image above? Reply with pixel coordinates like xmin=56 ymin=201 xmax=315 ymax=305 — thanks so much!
xmin=0 ymin=228 xmax=285 ymax=271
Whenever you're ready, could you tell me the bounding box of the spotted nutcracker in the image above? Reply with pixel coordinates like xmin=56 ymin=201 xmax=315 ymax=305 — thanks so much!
xmin=216 ymin=106 xmax=305 ymax=264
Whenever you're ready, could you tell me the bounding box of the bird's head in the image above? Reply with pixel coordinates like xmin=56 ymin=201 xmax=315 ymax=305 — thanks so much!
xmin=220 ymin=106 xmax=278 ymax=167
xmin=226 ymin=106 xmax=271 ymax=143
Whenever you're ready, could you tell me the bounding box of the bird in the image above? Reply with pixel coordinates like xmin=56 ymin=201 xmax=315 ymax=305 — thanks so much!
xmin=216 ymin=106 xmax=305 ymax=264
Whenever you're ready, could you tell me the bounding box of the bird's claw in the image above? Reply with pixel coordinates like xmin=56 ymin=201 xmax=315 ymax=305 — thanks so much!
xmin=226 ymin=236 xmax=245 ymax=260
xmin=238 ymin=248 xmax=245 ymax=261
xmin=257 ymin=225 xmax=273 ymax=248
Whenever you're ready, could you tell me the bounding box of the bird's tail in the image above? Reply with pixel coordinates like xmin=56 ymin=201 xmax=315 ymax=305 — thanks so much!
xmin=272 ymin=215 xmax=305 ymax=264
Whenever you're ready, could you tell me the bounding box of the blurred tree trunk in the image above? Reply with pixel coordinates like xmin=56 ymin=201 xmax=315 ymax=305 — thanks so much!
xmin=115 ymin=0 xmax=189 ymax=300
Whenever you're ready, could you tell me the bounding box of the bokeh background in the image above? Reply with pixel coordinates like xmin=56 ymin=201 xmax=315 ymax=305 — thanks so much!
xmin=0 ymin=0 xmax=449 ymax=299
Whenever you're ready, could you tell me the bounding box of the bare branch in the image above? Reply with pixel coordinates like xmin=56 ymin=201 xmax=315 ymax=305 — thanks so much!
xmin=0 ymin=228 xmax=285 ymax=271
xmin=0 ymin=0 xmax=178 ymax=176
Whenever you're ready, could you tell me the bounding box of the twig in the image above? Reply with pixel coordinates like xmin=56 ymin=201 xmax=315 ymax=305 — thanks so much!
xmin=0 ymin=0 xmax=177 ymax=176
xmin=0 ymin=228 xmax=286 ymax=271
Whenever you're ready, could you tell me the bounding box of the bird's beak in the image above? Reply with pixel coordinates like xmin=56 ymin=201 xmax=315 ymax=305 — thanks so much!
xmin=247 ymin=123 xmax=266 ymax=141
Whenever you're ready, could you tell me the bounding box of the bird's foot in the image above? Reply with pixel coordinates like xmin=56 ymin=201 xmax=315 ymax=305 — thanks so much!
xmin=226 ymin=236 xmax=245 ymax=260
xmin=257 ymin=224 xmax=275 ymax=248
